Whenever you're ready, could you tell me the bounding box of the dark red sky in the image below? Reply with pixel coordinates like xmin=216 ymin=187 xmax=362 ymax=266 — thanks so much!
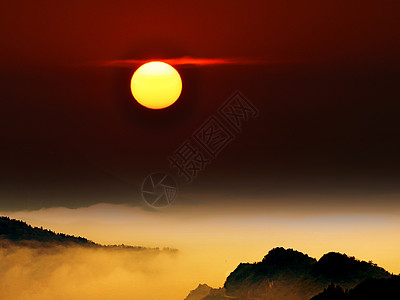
xmin=0 ymin=0 xmax=399 ymax=210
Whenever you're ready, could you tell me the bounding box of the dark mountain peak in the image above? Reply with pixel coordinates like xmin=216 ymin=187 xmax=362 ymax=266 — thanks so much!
xmin=224 ymin=248 xmax=316 ymax=294
xmin=313 ymin=251 xmax=389 ymax=283
xmin=184 ymin=283 xmax=213 ymax=300
xmin=220 ymin=247 xmax=391 ymax=299
xmin=318 ymin=252 xmax=355 ymax=265
xmin=262 ymin=247 xmax=317 ymax=268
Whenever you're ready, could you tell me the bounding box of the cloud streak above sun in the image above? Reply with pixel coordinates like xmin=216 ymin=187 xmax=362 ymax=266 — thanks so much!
xmin=98 ymin=56 xmax=288 ymax=67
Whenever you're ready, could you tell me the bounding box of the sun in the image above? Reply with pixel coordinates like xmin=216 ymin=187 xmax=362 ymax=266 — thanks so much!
xmin=130 ymin=61 xmax=182 ymax=109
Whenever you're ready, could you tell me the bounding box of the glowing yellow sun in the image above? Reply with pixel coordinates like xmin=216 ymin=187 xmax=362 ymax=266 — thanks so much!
xmin=130 ymin=61 xmax=182 ymax=109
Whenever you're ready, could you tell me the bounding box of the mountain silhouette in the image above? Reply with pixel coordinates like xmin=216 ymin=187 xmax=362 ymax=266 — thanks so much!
xmin=311 ymin=252 xmax=388 ymax=287
xmin=186 ymin=247 xmax=392 ymax=300
xmin=0 ymin=216 xmax=93 ymax=245
xmin=0 ymin=216 xmax=177 ymax=252
xmin=185 ymin=284 xmax=213 ymax=300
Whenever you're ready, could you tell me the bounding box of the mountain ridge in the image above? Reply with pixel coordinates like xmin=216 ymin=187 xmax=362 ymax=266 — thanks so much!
xmin=187 ymin=247 xmax=394 ymax=300
xmin=0 ymin=216 xmax=177 ymax=252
